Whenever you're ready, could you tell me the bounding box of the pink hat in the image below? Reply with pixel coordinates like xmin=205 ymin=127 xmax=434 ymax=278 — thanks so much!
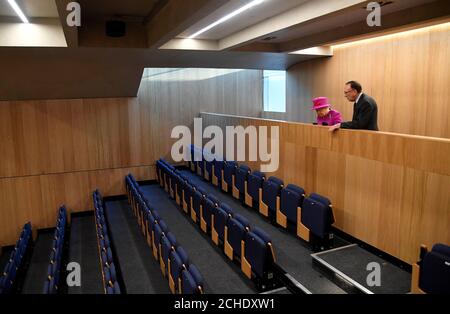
xmin=311 ymin=97 xmax=331 ymax=110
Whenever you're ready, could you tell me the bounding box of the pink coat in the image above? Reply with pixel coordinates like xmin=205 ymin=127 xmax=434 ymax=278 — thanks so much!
xmin=316 ymin=109 xmax=342 ymax=126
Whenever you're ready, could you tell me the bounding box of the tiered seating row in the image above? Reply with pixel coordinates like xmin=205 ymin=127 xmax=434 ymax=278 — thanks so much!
xmin=0 ymin=223 xmax=32 ymax=294
xmin=93 ymin=190 xmax=121 ymax=294
xmin=43 ymin=206 xmax=68 ymax=294
xmin=156 ymin=159 xmax=277 ymax=290
xmin=189 ymin=144 xmax=335 ymax=249
xmin=125 ymin=174 xmax=204 ymax=294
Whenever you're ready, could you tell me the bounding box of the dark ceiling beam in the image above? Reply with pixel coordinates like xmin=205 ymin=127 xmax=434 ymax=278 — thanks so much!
xmin=278 ymin=0 xmax=450 ymax=52
xmin=145 ymin=0 xmax=228 ymax=49
xmin=0 ymin=47 xmax=320 ymax=101
xmin=231 ymin=42 xmax=281 ymax=53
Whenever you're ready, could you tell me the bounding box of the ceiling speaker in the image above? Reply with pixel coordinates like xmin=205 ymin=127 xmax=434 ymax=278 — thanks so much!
xmin=105 ymin=20 xmax=126 ymax=37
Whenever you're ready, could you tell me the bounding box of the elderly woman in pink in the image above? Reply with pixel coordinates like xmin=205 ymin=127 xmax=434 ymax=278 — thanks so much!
xmin=311 ymin=97 xmax=342 ymax=126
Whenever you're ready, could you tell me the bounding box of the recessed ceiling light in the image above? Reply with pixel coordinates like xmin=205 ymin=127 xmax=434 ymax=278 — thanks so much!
xmin=188 ymin=0 xmax=265 ymax=39
xmin=7 ymin=0 xmax=29 ymax=24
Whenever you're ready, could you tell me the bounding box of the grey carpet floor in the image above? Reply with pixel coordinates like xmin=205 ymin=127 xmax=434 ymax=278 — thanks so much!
xmin=105 ymin=200 xmax=170 ymax=294
xmin=140 ymin=185 xmax=257 ymax=294
xmin=177 ymin=170 xmax=347 ymax=294
xmin=22 ymin=232 xmax=54 ymax=294
xmin=68 ymin=215 xmax=103 ymax=294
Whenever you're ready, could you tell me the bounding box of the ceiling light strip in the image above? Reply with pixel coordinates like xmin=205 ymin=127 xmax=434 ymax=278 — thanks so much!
xmin=7 ymin=0 xmax=29 ymax=24
xmin=188 ymin=0 xmax=264 ymax=39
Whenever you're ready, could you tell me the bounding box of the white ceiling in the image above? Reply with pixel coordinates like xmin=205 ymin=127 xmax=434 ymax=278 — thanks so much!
xmin=0 ymin=0 xmax=58 ymax=19
xmin=178 ymin=0 xmax=309 ymax=40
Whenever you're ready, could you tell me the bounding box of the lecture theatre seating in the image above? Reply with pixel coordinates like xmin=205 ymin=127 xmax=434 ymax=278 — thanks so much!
xmin=233 ymin=164 xmax=251 ymax=201
xmin=212 ymin=160 xmax=224 ymax=188
xmin=185 ymin=145 xmax=336 ymax=249
xmin=245 ymin=170 xmax=265 ymax=209
xmin=93 ymin=190 xmax=122 ymax=294
xmin=43 ymin=206 xmax=68 ymax=294
xmin=0 ymin=223 xmax=32 ymax=294
xmin=412 ymin=243 xmax=450 ymax=294
xmin=125 ymin=173 xmax=205 ymax=294
xmin=278 ymin=184 xmax=305 ymax=229
xmin=204 ymin=152 xmax=214 ymax=182
xmin=260 ymin=176 xmax=284 ymax=218
xmin=222 ymin=160 xmax=238 ymax=193
xmin=300 ymin=194 xmax=335 ymax=244
xmin=156 ymin=158 xmax=277 ymax=290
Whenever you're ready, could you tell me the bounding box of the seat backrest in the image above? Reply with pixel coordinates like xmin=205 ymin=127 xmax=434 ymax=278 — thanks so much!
xmin=213 ymin=207 xmax=229 ymax=241
xmin=192 ymin=190 xmax=205 ymax=215
xmin=220 ymin=203 xmax=234 ymax=216
xmin=106 ymin=247 xmax=113 ymax=264
xmin=113 ymin=281 xmax=121 ymax=294
xmin=235 ymin=165 xmax=251 ymax=191
xmin=159 ymin=220 xmax=168 ymax=233
xmin=214 ymin=160 xmax=224 ymax=177
xmin=227 ymin=216 xmax=248 ymax=257
xmin=170 ymin=251 xmax=184 ymax=286
xmin=203 ymin=199 xmax=215 ymax=227
xmin=147 ymin=211 xmax=156 ymax=233
xmin=183 ymin=183 xmax=194 ymax=204
xmin=188 ymin=264 xmax=204 ymax=292
xmin=234 ymin=214 xmax=250 ymax=229
xmin=109 ymin=263 xmax=117 ymax=282
xmin=262 ymin=176 xmax=284 ymax=211
xmin=161 ymin=236 xmax=173 ymax=264
xmin=247 ymin=171 xmax=265 ymax=200
xmin=181 ymin=269 xmax=197 ymax=294
xmin=301 ymin=194 xmax=334 ymax=239
xmin=223 ymin=161 xmax=238 ymax=184
xmin=432 ymin=244 xmax=450 ymax=257
xmin=280 ymin=184 xmax=305 ymax=224
xmin=154 ymin=224 xmax=164 ymax=246
xmin=205 ymin=157 xmax=213 ymax=172
xmin=245 ymin=230 xmax=274 ymax=279
xmin=104 ymin=266 xmax=112 ymax=286
xmin=176 ymin=246 xmax=189 ymax=265
xmin=166 ymin=232 xmax=177 ymax=247
xmin=420 ymin=243 xmax=450 ymax=294
xmin=152 ymin=210 xmax=161 ymax=222
xmin=208 ymin=194 xmax=220 ymax=206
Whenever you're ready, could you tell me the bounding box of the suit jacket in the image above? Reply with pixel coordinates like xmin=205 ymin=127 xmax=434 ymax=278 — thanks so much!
xmin=341 ymin=93 xmax=379 ymax=131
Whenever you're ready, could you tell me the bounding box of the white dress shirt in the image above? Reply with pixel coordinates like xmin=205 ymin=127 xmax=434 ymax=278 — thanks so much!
xmin=355 ymin=93 xmax=363 ymax=105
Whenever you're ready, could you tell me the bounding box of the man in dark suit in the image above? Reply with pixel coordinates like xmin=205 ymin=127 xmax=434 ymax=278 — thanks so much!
xmin=329 ymin=81 xmax=379 ymax=131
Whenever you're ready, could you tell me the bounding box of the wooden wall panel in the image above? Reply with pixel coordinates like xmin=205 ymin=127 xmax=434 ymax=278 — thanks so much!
xmin=0 ymin=98 xmax=155 ymax=178
xmin=0 ymin=165 xmax=154 ymax=246
xmin=0 ymin=69 xmax=262 ymax=246
xmin=201 ymin=113 xmax=450 ymax=264
xmin=275 ymin=22 xmax=450 ymax=139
